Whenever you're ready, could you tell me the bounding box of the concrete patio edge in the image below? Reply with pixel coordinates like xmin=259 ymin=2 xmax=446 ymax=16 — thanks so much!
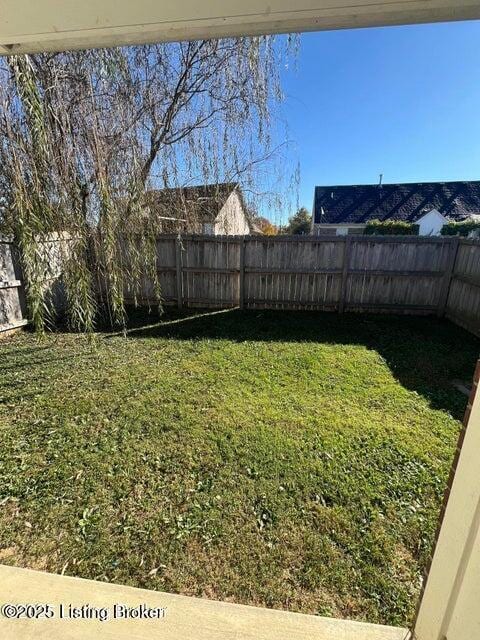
xmin=0 ymin=564 xmax=410 ymax=640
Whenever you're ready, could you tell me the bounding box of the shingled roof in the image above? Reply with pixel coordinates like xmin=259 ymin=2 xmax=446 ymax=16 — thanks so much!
xmin=313 ymin=180 xmax=480 ymax=225
xmin=145 ymin=182 xmax=239 ymax=223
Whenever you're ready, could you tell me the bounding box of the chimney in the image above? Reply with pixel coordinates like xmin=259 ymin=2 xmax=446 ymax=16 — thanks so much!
xmin=378 ymin=173 xmax=383 ymax=189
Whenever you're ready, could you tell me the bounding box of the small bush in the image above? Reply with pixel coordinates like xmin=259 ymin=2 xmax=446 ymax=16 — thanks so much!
xmin=364 ymin=220 xmax=419 ymax=236
xmin=440 ymin=221 xmax=480 ymax=237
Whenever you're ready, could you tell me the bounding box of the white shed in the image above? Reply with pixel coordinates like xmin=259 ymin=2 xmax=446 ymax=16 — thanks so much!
xmin=415 ymin=208 xmax=448 ymax=236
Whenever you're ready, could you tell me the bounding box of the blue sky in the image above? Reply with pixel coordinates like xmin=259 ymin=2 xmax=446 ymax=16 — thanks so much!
xmin=272 ymin=20 xmax=480 ymax=223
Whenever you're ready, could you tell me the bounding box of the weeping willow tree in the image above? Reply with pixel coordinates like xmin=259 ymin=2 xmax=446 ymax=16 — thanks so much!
xmin=0 ymin=38 xmax=297 ymax=332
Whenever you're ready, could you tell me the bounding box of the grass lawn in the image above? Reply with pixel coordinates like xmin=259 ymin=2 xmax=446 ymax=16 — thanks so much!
xmin=0 ymin=310 xmax=478 ymax=627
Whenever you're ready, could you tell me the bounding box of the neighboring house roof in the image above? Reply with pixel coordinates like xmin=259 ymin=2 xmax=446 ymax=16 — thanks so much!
xmin=145 ymin=182 xmax=240 ymax=224
xmin=313 ymin=180 xmax=480 ymax=225
xmin=248 ymin=221 xmax=264 ymax=235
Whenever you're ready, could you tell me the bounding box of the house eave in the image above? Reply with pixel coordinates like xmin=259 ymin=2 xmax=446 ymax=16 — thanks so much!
xmin=2 ymin=1 xmax=480 ymax=55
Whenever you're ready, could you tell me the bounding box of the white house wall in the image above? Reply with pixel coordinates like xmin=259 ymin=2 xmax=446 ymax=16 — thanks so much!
xmin=214 ymin=192 xmax=250 ymax=235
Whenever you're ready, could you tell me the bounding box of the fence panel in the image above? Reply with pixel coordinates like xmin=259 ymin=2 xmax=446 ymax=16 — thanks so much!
xmin=446 ymin=240 xmax=480 ymax=337
xmin=0 ymin=237 xmax=27 ymax=334
xmin=178 ymin=235 xmax=240 ymax=308
xmin=345 ymin=237 xmax=452 ymax=312
xmin=244 ymin=237 xmax=343 ymax=309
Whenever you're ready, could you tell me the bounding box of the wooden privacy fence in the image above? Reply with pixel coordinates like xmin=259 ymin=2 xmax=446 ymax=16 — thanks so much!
xmin=446 ymin=239 xmax=480 ymax=336
xmin=2 ymin=234 xmax=479 ymax=337
xmin=125 ymin=234 xmax=480 ymax=336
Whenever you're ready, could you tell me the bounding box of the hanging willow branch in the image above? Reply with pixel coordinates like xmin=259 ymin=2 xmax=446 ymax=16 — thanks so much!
xmin=0 ymin=38 xmax=298 ymax=332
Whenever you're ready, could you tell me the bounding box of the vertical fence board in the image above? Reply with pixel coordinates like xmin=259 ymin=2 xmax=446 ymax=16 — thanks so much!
xmin=175 ymin=237 xmax=183 ymax=309
xmin=338 ymin=237 xmax=350 ymax=313
xmin=437 ymin=238 xmax=460 ymax=317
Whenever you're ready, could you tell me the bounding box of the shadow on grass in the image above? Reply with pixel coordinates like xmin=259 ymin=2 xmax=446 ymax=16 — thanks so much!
xmin=112 ymin=306 xmax=480 ymax=421
xmin=1 ymin=307 xmax=477 ymax=420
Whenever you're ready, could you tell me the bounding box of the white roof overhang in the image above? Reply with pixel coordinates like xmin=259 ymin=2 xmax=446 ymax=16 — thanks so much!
xmin=1 ymin=1 xmax=480 ymax=55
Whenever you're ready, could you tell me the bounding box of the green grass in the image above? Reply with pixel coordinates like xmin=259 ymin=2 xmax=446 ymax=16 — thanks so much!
xmin=0 ymin=310 xmax=478 ymax=626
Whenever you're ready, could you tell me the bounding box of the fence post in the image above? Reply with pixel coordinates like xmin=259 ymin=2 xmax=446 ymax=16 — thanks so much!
xmin=239 ymin=236 xmax=245 ymax=309
xmin=338 ymin=235 xmax=352 ymax=313
xmin=437 ymin=237 xmax=460 ymax=318
xmin=175 ymin=235 xmax=183 ymax=309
